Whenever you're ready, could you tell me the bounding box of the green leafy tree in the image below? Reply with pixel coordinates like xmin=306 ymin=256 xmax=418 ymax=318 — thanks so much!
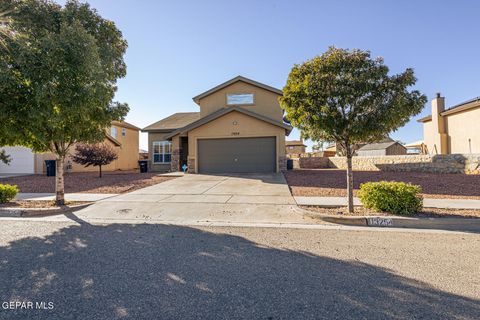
xmin=72 ymin=144 xmax=118 ymax=178
xmin=280 ymin=47 xmax=426 ymax=212
xmin=0 ymin=0 xmax=128 ymax=204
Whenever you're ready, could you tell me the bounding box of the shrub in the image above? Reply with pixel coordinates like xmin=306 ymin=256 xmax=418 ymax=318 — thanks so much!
xmin=0 ymin=184 xmax=19 ymax=203
xmin=358 ymin=181 xmax=423 ymax=215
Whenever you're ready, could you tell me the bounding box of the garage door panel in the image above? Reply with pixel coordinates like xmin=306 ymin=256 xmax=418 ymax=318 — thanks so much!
xmin=198 ymin=137 xmax=276 ymax=173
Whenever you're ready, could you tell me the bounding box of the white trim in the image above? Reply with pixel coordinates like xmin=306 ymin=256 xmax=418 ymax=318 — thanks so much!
xmin=152 ymin=141 xmax=172 ymax=164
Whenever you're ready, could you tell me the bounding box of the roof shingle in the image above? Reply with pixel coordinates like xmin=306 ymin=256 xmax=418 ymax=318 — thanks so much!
xmin=142 ymin=112 xmax=201 ymax=131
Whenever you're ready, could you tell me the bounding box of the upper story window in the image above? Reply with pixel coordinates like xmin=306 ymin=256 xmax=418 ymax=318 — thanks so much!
xmin=110 ymin=126 xmax=118 ymax=138
xmin=121 ymin=128 xmax=126 ymax=136
xmin=226 ymin=93 xmax=254 ymax=106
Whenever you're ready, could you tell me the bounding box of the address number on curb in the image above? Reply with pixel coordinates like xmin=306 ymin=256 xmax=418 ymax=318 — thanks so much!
xmin=367 ymin=217 xmax=393 ymax=227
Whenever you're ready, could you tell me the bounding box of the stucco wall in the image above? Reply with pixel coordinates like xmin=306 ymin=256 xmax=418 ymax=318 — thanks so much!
xmin=148 ymin=132 xmax=172 ymax=172
xmin=294 ymin=154 xmax=480 ymax=174
xmin=286 ymin=145 xmax=305 ymax=155
xmin=197 ymin=81 xmax=283 ymax=122
xmin=445 ymin=107 xmax=480 ymax=154
xmin=187 ymin=111 xmax=286 ymax=173
xmin=422 ymin=105 xmax=480 ymax=155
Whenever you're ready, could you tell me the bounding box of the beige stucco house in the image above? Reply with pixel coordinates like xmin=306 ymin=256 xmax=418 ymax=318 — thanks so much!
xmin=286 ymin=140 xmax=306 ymax=155
xmin=418 ymin=94 xmax=480 ymax=154
xmin=142 ymin=76 xmax=292 ymax=173
xmin=0 ymin=121 xmax=140 ymax=174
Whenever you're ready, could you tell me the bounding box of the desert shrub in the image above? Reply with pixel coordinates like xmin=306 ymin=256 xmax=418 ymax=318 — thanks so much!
xmin=358 ymin=181 xmax=423 ymax=215
xmin=0 ymin=184 xmax=19 ymax=203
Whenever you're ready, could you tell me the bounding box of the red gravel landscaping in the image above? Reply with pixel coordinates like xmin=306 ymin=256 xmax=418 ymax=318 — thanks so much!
xmin=0 ymin=171 xmax=175 ymax=194
xmin=284 ymin=169 xmax=480 ymax=200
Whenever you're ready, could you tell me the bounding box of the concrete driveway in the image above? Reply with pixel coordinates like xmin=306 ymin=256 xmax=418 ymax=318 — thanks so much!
xmin=75 ymin=173 xmax=312 ymax=225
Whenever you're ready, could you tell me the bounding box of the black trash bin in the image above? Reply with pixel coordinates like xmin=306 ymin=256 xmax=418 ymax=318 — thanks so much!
xmin=45 ymin=160 xmax=56 ymax=176
xmin=138 ymin=160 xmax=148 ymax=173
xmin=287 ymin=159 xmax=294 ymax=170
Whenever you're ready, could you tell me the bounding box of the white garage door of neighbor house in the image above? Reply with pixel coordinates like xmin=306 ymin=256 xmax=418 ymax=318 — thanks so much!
xmin=0 ymin=146 xmax=35 ymax=174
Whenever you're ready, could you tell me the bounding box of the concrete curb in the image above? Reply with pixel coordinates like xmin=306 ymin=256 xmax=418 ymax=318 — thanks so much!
xmin=295 ymin=196 xmax=480 ymax=210
xmin=305 ymin=213 xmax=480 ymax=232
xmin=0 ymin=203 xmax=92 ymax=217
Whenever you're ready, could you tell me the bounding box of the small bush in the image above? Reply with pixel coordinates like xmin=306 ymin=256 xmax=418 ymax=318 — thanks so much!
xmin=358 ymin=181 xmax=423 ymax=215
xmin=0 ymin=184 xmax=19 ymax=203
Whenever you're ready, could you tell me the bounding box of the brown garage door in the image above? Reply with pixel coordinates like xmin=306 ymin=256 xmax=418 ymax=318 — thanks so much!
xmin=198 ymin=137 xmax=276 ymax=173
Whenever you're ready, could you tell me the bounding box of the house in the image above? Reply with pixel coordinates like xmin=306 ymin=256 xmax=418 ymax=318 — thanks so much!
xmin=286 ymin=140 xmax=306 ymax=155
xmin=139 ymin=149 xmax=149 ymax=160
xmin=356 ymin=138 xmax=407 ymax=156
xmin=323 ymin=138 xmax=406 ymax=157
xmin=405 ymin=140 xmax=428 ymax=154
xmin=0 ymin=121 xmax=140 ymax=174
xmin=418 ymin=93 xmax=480 ymax=154
xmin=323 ymin=144 xmax=337 ymax=157
xmin=142 ymin=76 xmax=292 ymax=173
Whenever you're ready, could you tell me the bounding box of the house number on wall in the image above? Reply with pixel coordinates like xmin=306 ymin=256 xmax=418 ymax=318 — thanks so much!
xmin=231 ymin=132 xmax=240 ymax=136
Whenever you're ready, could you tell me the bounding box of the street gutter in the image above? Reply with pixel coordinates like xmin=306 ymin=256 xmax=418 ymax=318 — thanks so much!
xmin=305 ymin=212 xmax=480 ymax=233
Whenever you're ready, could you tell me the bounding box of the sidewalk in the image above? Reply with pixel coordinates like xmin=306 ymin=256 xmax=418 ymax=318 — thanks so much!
xmin=15 ymin=193 xmax=117 ymax=202
xmin=295 ymin=196 xmax=480 ymax=210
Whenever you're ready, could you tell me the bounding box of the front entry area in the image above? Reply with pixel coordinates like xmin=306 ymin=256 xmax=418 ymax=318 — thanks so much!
xmin=197 ymin=137 xmax=276 ymax=173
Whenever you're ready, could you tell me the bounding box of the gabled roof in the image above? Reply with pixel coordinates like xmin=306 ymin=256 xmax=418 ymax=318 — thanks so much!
xmin=358 ymin=141 xmax=402 ymax=151
xmin=105 ymin=134 xmax=121 ymax=146
xmin=163 ymin=107 xmax=292 ymax=139
xmin=417 ymin=115 xmax=432 ymax=123
xmin=142 ymin=112 xmax=201 ymax=132
xmin=442 ymin=96 xmax=480 ymax=116
xmin=405 ymin=140 xmax=424 ymax=148
xmin=112 ymin=120 xmax=141 ymax=131
xmin=286 ymin=140 xmax=306 ymax=147
xmin=192 ymin=76 xmax=283 ymax=104
xmin=418 ymin=96 xmax=480 ymax=123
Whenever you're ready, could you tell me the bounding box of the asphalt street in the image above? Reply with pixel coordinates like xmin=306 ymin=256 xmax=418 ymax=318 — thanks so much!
xmin=0 ymin=219 xmax=479 ymax=319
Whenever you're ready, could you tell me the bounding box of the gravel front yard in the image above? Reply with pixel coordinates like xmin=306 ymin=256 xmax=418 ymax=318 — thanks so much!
xmin=0 ymin=171 xmax=174 ymax=194
xmin=284 ymin=169 xmax=480 ymax=199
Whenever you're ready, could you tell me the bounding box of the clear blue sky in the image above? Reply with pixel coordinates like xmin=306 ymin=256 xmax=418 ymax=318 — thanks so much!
xmin=58 ymin=0 xmax=480 ymax=150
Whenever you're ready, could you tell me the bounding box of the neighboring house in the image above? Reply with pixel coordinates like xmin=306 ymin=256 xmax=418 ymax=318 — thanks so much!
xmin=142 ymin=76 xmax=292 ymax=173
xmin=325 ymin=138 xmax=405 ymax=157
xmin=286 ymin=140 xmax=306 ymax=155
xmin=405 ymin=140 xmax=428 ymax=154
xmin=356 ymin=138 xmax=407 ymax=156
xmin=0 ymin=121 xmax=140 ymax=174
xmin=139 ymin=149 xmax=149 ymax=160
xmin=323 ymin=144 xmax=337 ymax=157
xmin=418 ymin=94 xmax=480 ymax=154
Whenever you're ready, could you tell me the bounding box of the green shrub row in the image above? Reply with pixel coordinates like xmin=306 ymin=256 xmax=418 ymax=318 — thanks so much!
xmin=358 ymin=181 xmax=423 ymax=215
xmin=0 ymin=184 xmax=19 ymax=203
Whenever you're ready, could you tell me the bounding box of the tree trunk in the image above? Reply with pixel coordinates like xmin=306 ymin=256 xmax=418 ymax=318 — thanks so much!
xmin=99 ymin=165 xmax=102 ymax=178
xmin=346 ymin=154 xmax=354 ymax=213
xmin=55 ymin=156 xmax=65 ymax=206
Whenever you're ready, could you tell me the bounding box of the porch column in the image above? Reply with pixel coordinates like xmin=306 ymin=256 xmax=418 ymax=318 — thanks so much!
xmin=171 ymin=149 xmax=180 ymax=172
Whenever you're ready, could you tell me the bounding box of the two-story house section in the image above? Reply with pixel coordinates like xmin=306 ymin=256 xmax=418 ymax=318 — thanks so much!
xmin=142 ymin=76 xmax=292 ymax=173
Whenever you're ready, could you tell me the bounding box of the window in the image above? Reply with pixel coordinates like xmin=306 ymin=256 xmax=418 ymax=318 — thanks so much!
xmin=289 ymin=146 xmax=294 ymax=150
xmin=121 ymin=128 xmax=126 ymax=136
xmin=226 ymin=93 xmax=254 ymax=105
xmin=153 ymin=141 xmax=172 ymax=163
xmin=110 ymin=126 xmax=118 ymax=138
